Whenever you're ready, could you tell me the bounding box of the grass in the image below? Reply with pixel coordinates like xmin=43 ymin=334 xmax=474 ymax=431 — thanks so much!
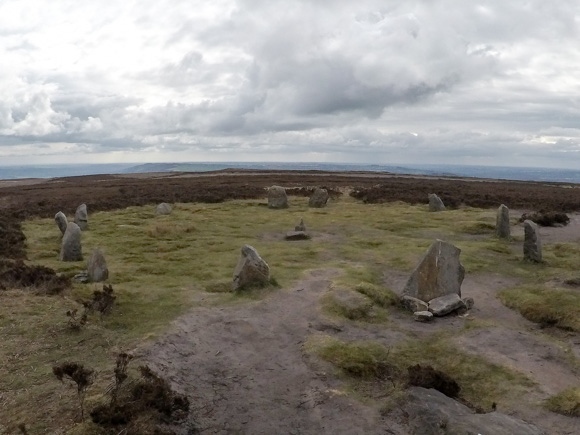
xmin=4 ymin=195 xmax=580 ymax=432
xmin=498 ymin=285 xmax=580 ymax=331
xmin=544 ymin=387 xmax=580 ymax=417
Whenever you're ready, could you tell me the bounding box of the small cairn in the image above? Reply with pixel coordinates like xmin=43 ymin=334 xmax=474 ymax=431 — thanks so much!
xmin=496 ymin=204 xmax=510 ymax=239
xmin=286 ymin=218 xmax=310 ymax=240
xmin=401 ymin=239 xmax=472 ymax=319
xmin=74 ymin=204 xmax=88 ymax=230
xmin=295 ymin=218 xmax=306 ymax=232
xmin=87 ymin=248 xmax=109 ymax=282
xmin=60 ymin=222 xmax=83 ymax=261
xmin=232 ymin=245 xmax=270 ymax=291
xmin=428 ymin=194 xmax=445 ymax=212
xmin=309 ymin=188 xmax=329 ymax=208
xmin=523 ymin=220 xmax=542 ymax=262
xmin=268 ymin=186 xmax=288 ymax=209
xmin=55 ymin=211 xmax=68 ymax=235
xmin=155 ymin=202 xmax=173 ymax=215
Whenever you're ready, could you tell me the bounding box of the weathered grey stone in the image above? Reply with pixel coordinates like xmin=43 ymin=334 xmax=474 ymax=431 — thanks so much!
xmin=232 ymin=245 xmax=270 ymax=291
xmin=60 ymin=222 xmax=82 ymax=261
xmin=55 ymin=211 xmax=68 ymax=235
xmin=428 ymin=293 xmax=466 ymax=317
xmin=401 ymin=295 xmax=429 ymax=313
xmin=74 ymin=204 xmax=88 ymax=230
xmin=496 ymin=204 xmax=511 ymax=239
xmin=268 ymin=186 xmax=288 ymax=209
xmin=309 ymin=188 xmax=329 ymax=208
xmin=414 ymin=311 xmax=434 ymax=322
xmin=428 ymin=194 xmax=445 ymax=211
xmin=404 ymin=387 xmax=544 ymax=435
xmin=295 ymin=218 xmax=306 ymax=232
xmin=523 ymin=219 xmax=542 ymax=262
xmin=155 ymin=202 xmax=172 ymax=215
xmin=285 ymin=231 xmax=310 ymax=241
xmin=462 ymin=296 xmax=474 ymax=310
xmin=403 ymin=239 xmax=465 ymax=302
xmin=87 ymin=248 xmax=109 ymax=282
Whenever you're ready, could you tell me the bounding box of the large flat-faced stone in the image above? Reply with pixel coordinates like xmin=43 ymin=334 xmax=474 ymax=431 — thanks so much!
xmin=428 ymin=293 xmax=466 ymax=317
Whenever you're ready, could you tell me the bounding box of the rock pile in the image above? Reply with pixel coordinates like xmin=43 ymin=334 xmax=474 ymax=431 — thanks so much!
xmin=74 ymin=204 xmax=88 ymax=230
xmin=401 ymin=240 xmax=472 ymax=320
xmin=294 ymin=218 xmax=306 ymax=232
xmin=232 ymin=245 xmax=270 ymax=291
xmin=267 ymin=186 xmax=288 ymax=209
xmin=286 ymin=218 xmax=310 ymax=240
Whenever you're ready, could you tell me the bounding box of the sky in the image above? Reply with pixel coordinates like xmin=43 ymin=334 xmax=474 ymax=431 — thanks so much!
xmin=1 ymin=0 xmax=580 ymax=168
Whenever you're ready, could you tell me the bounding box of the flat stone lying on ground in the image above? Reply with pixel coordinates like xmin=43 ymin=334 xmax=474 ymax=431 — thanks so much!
xmin=401 ymin=295 xmax=429 ymax=313
xmin=309 ymin=188 xmax=329 ymax=208
xmin=523 ymin=219 xmax=542 ymax=262
xmin=285 ymin=231 xmax=310 ymax=241
xmin=232 ymin=245 xmax=270 ymax=291
xmin=87 ymin=248 xmax=109 ymax=282
xmin=404 ymin=387 xmax=544 ymax=435
xmin=155 ymin=202 xmax=173 ymax=215
xmin=428 ymin=293 xmax=466 ymax=317
xmin=294 ymin=218 xmax=306 ymax=232
xmin=60 ymin=222 xmax=82 ymax=261
xmin=428 ymin=193 xmax=445 ymax=211
xmin=55 ymin=211 xmax=68 ymax=235
xmin=496 ymin=204 xmax=511 ymax=239
xmin=402 ymin=239 xmax=465 ymax=302
xmin=268 ymin=185 xmax=288 ymax=209
xmin=414 ymin=311 xmax=433 ymax=322
xmin=74 ymin=203 xmax=88 ymax=230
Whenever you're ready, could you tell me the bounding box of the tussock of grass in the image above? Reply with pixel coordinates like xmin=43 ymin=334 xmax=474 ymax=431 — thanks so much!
xmin=499 ymin=285 xmax=580 ymax=331
xmin=354 ymin=283 xmax=398 ymax=308
xmin=544 ymin=387 xmax=580 ymax=417
xmin=458 ymin=221 xmax=495 ymax=235
xmin=322 ymin=289 xmax=374 ymax=320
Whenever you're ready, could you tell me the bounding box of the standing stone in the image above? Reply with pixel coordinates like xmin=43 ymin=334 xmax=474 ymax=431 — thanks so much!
xmin=155 ymin=203 xmax=172 ymax=215
xmin=428 ymin=194 xmax=446 ymax=211
xmin=74 ymin=204 xmax=88 ymax=230
xmin=55 ymin=211 xmax=68 ymax=235
xmin=496 ymin=204 xmax=511 ymax=239
xmin=232 ymin=245 xmax=270 ymax=291
xmin=60 ymin=222 xmax=83 ymax=261
xmin=309 ymin=188 xmax=329 ymax=208
xmin=87 ymin=248 xmax=109 ymax=282
xmin=268 ymin=186 xmax=288 ymax=209
xmin=402 ymin=239 xmax=465 ymax=302
xmin=523 ymin=220 xmax=542 ymax=262
xmin=295 ymin=218 xmax=306 ymax=232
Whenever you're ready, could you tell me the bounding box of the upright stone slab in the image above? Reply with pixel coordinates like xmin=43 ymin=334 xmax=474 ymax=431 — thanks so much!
xmin=496 ymin=204 xmax=510 ymax=239
xmin=523 ymin=220 xmax=542 ymax=262
xmin=60 ymin=222 xmax=83 ymax=261
xmin=428 ymin=194 xmax=446 ymax=211
xmin=55 ymin=211 xmax=68 ymax=235
xmin=295 ymin=218 xmax=306 ymax=232
xmin=74 ymin=204 xmax=88 ymax=230
xmin=309 ymin=188 xmax=329 ymax=208
xmin=402 ymin=239 xmax=465 ymax=302
xmin=268 ymin=186 xmax=288 ymax=209
xmin=155 ymin=202 xmax=172 ymax=215
xmin=232 ymin=245 xmax=270 ymax=291
xmin=87 ymin=248 xmax=109 ymax=282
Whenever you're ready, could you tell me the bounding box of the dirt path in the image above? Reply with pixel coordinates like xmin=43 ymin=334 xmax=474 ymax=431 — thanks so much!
xmin=143 ymin=269 xmax=399 ymax=434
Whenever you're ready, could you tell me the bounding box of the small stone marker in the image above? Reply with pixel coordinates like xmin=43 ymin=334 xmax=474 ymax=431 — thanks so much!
xmin=87 ymin=248 xmax=109 ymax=282
xmin=60 ymin=222 xmax=82 ymax=261
xmin=268 ymin=186 xmax=288 ymax=209
xmin=309 ymin=188 xmax=329 ymax=208
xmin=55 ymin=211 xmax=68 ymax=235
xmin=295 ymin=218 xmax=306 ymax=232
xmin=401 ymin=295 xmax=429 ymax=313
xmin=523 ymin=220 xmax=542 ymax=262
xmin=285 ymin=231 xmax=310 ymax=241
xmin=428 ymin=194 xmax=445 ymax=211
xmin=428 ymin=293 xmax=466 ymax=317
xmin=496 ymin=204 xmax=510 ymax=239
xmin=232 ymin=245 xmax=270 ymax=291
xmin=414 ymin=311 xmax=433 ymax=322
xmin=402 ymin=239 xmax=465 ymax=302
xmin=155 ymin=202 xmax=173 ymax=215
xmin=74 ymin=204 xmax=88 ymax=230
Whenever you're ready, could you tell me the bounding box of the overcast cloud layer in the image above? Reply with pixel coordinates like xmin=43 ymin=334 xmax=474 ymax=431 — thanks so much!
xmin=1 ymin=0 xmax=579 ymax=168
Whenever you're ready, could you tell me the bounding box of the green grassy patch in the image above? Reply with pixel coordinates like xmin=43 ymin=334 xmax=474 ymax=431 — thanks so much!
xmin=499 ymin=285 xmax=580 ymax=331
xmin=544 ymin=387 xmax=580 ymax=417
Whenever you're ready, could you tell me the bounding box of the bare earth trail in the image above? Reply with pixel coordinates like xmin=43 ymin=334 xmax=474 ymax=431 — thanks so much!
xmin=143 ymin=269 xmax=400 ymax=435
